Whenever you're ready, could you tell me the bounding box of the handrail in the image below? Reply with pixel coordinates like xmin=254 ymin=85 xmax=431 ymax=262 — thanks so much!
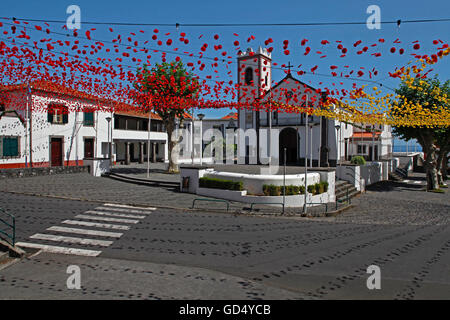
xmin=335 ymin=187 xmax=351 ymax=210
xmin=192 ymin=198 xmax=230 ymax=211
xmin=0 ymin=208 xmax=15 ymax=246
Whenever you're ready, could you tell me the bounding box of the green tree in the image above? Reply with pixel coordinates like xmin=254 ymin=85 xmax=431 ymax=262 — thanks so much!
xmin=393 ymin=76 xmax=450 ymax=190
xmin=136 ymin=61 xmax=200 ymax=173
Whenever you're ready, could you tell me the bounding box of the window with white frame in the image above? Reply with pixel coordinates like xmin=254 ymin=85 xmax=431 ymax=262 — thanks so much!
xmin=357 ymin=145 xmax=367 ymax=154
xmin=0 ymin=136 xmax=20 ymax=158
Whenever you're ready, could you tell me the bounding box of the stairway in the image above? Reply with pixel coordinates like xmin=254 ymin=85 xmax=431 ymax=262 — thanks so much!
xmin=335 ymin=180 xmax=359 ymax=203
xmin=389 ymin=167 xmax=408 ymax=182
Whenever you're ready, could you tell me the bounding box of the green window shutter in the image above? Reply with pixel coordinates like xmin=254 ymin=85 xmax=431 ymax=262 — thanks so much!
xmin=3 ymin=137 xmax=19 ymax=157
xmin=48 ymin=108 xmax=53 ymax=123
xmin=63 ymin=112 xmax=68 ymax=124
xmin=84 ymin=112 xmax=94 ymax=126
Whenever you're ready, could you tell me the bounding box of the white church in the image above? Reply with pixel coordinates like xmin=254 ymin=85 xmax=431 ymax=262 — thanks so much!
xmin=236 ymin=47 xmax=393 ymax=166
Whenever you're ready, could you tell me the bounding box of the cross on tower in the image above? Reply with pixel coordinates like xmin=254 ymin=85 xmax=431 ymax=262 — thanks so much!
xmin=285 ymin=62 xmax=293 ymax=74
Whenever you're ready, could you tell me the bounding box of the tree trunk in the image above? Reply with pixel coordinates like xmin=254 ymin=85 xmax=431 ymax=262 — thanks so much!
xmin=424 ymin=146 xmax=439 ymax=190
xmin=166 ymin=120 xmax=179 ymax=174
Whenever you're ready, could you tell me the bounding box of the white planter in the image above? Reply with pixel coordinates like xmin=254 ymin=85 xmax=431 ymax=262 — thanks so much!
xmin=84 ymin=158 xmax=110 ymax=177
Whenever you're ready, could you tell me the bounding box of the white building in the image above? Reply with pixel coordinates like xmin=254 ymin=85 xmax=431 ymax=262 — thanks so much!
xmin=0 ymin=80 xmax=168 ymax=169
xmin=236 ymin=47 xmax=392 ymax=166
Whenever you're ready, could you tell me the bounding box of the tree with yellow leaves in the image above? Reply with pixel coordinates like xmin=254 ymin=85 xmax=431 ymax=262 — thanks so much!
xmin=392 ymin=76 xmax=449 ymax=190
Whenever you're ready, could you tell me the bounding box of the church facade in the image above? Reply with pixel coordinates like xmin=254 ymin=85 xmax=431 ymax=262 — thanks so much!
xmin=236 ymin=47 xmax=392 ymax=167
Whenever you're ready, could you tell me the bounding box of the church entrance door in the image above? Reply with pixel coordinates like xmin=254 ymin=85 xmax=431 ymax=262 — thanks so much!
xmin=279 ymin=127 xmax=298 ymax=165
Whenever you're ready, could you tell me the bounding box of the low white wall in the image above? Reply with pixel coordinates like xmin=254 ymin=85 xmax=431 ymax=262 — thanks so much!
xmin=84 ymin=158 xmax=110 ymax=177
xmin=203 ymin=171 xmax=321 ymax=195
xmin=336 ymin=165 xmax=363 ymax=191
xmin=360 ymin=162 xmax=383 ymax=185
xmin=197 ymin=186 xmax=331 ymax=208
xmin=179 ymin=167 xmax=214 ymax=193
xmin=180 ymin=167 xmax=335 ymax=208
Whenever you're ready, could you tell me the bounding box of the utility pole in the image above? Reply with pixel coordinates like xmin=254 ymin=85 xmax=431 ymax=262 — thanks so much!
xmin=147 ymin=106 xmax=152 ymax=178
xmin=303 ymin=96 xmax=309 ymax=215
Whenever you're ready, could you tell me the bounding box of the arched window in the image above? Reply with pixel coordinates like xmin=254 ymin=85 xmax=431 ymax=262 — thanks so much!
xmin=244 ymin=67 xmax=253 ymax=85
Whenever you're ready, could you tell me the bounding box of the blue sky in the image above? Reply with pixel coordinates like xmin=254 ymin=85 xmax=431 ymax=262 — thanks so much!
xmin=1 ymin=0 xmax=449 ymax=133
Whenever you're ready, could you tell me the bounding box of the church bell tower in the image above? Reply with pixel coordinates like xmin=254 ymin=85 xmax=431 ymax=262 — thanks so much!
xmin=237 ymin=47 xmax=272 ymax=130
xmin=237 ymin=47 xmax=272 ymax=162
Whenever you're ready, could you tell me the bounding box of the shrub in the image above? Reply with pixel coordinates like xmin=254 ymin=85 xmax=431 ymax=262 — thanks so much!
xmin=269 ymin=184 xmax=281 ymax=196
xmin=263 ymin=184 xmax=270 ymax=196
xmin=351 ymin=156 xmax=366 ymax=165
xmin=262 ymin=184 xmax=304 ymax=196
xmin=199 ymin=177 xmax=243 ymax=191
xmin=305 ymin=182 xmax=329 ymax=195
xmin=299 ymin=185 xmax=305 ymax=194
xmin=319 ymin=181 xmax=329 ymax=193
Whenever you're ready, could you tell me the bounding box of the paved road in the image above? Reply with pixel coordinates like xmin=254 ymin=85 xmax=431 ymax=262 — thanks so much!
xmin=0 ymin=173 xmax=449 ymax=299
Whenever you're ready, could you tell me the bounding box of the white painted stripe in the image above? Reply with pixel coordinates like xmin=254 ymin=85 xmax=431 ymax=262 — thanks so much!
xmin=414 ymin=181 xmax=422 ymax=184
xmin=102 ymin=203 xmax=156 ymax=211
xmin=85 ymin=210 xmax=146 ymax=219
xmin=62 ymin=220 xmax=130 ymax=231
xmin=75 ymin=214 xmax=139 ymax=224
xmin=47 ymin=226 xmax=123 ymax=238
xmin=30 ymin=233 xmax=113 ymax=247
xmin=16 ymin=242 xmax=101 ymax=257
xmin=94 ymin=207 xmax=153 ymax=214
xmin=403 ymin=180 xmax=410 ymax=183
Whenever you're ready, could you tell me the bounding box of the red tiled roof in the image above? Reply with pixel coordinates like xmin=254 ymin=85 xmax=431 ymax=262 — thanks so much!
xmin=0 ymin=80 xmax=162 ymax=120
xmin=351 ymin=132 xmax=381 ymax=139
xmin=221 ymin=112 xmax=238 ymax=120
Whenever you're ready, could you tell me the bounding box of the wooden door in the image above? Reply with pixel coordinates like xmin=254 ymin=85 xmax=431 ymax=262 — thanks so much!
xmin=84 ymin=138 xmax=94 ymax=158
xmin=51 ymin=138 xmax=63 ymax=167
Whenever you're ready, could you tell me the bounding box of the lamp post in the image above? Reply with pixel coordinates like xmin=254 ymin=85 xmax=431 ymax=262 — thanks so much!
xmin=191 ymin=108 xmax=195 ymax=164
xmin=308 ymin=122 xmax=316 ymax=168
xmin=197 ymin=113 xmax=205 ymax=165
xmin=303 ymin=97 xmax=309 ymax=215
xmin=147 ymin=109 xmax=152 ymax=178
xmin=106 ymin=117 xmax=112 ymax=162
xmin=335 ymin=124 xmax=341 ymax=167
xmin=372 ymin=125 xmax=375 ymax=161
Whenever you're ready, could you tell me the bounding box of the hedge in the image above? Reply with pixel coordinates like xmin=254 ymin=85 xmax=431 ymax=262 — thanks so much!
xmin=262 ymin=184 xmax=306 ymax=196
xmin=263 ymin=182 xmax=328 ymax=196
xmin=199 ymin=176 xmax=243 ymax=191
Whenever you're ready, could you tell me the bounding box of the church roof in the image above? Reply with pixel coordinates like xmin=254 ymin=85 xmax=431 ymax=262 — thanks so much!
xmin=261 ymin=72 xmax=326 ymax=101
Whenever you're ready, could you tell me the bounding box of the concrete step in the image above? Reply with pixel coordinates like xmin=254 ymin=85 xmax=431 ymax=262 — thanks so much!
xmin=389 ymin=172 xmax=403 ymax=181
xmin=103 ymin=172 xmax=179 ymax=187
xmin=336 ymin=188 xmax=358 ymax=199
xmin=336 ymin=189 xmax=360 ymax=202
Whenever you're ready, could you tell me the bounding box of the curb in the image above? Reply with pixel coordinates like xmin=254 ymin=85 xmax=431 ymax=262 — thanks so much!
xmin=0 ymin=239 xmax=25 ymax=258
xmin=325 ymin=204 xmax=355 ymax=217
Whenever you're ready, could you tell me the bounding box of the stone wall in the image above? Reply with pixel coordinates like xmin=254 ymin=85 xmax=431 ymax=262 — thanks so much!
xmin=0 ymin=166 xmax=89 ymax=179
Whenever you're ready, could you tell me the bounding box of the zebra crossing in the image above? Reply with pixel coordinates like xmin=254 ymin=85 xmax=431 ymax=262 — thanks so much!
xmin=16 ymin=203 xmax=156 ymax=257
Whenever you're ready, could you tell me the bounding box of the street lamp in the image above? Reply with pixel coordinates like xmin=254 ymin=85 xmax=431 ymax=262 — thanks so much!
xmin=197 ymin=113 xmax=205 ymax=165
xmin=335 ymin=124 xmax=341 ymax=167
xmin=105 ymin=117 xmax=112 ymax=162
xmin=191 ymin=108 xmax=195 ymax=165
xmin=308 ymin=122 xmax=317 ymax=168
